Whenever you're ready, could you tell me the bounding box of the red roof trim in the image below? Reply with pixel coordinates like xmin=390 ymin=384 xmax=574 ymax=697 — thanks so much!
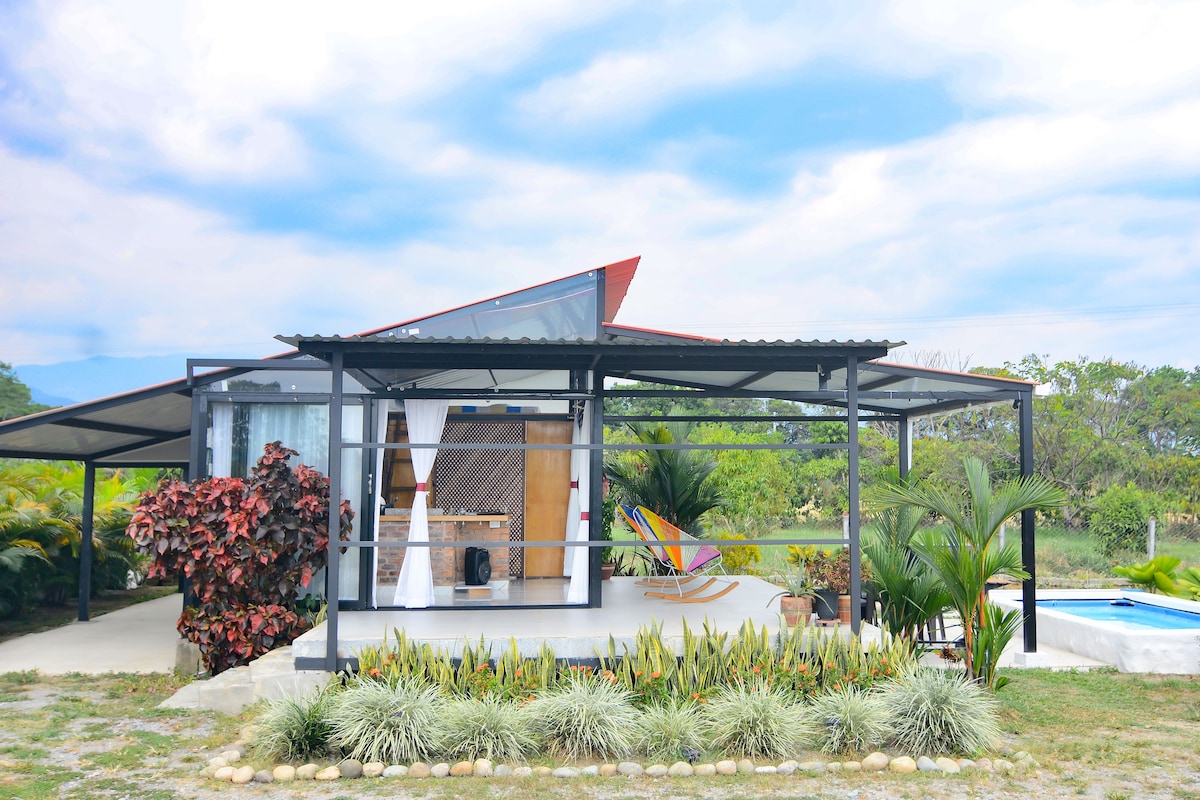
xmin=601 ymin=257 xmax=639 ymax=322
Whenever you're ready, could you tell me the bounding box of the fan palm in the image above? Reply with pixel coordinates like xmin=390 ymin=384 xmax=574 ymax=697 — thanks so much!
xmin=867 ymin=457 xmax=1065 ymax=687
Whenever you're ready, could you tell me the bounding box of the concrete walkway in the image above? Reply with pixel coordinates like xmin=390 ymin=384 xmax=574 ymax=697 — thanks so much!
xmin=0 ymin=593 xmax=184 ymax=675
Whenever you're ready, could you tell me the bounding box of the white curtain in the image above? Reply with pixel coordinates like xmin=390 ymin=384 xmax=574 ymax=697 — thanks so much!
xmin=562 ymin=405 xmax=583 ymax=577
xmin=566 ymin=403 xmax=591 ymax=604
xmin=337 ymin=404 xmax=364 ymax=602
xmin=247 ymin=404 xmax=329 ymax=472
xmin=393 ymin=399 xmax=450 ymax=608
xmin=370 ymin=402 xmax=389 ymax=608
xmin=210 ymin=404 xmax=233 ymax=477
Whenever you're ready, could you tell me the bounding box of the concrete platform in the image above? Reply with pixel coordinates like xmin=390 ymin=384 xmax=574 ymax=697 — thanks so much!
xmin=293 ymin=576 xmax=873 ymax=664
xmin=0 ymin=593 xmax=184 ymax=675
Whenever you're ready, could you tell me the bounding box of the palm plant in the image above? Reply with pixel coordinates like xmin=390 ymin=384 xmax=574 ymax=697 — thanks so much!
xmin=867 ymin=457 xmax=1065 ymax=688
xmin=863 ymin=500 xmax=950 ymax=641
xmin=0 ymin=462 xmax=157 ymax=610
xmin=603 ymin=419 xmax=722 ymax=535
xmin=0 ymin=464 xmax=69 ymax=616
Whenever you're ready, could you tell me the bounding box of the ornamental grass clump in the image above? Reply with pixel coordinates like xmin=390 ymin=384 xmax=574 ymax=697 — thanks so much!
xmin=633 ymin=699 xmax=707 ymax=761
xmin=328 ymin=679 xmax=445 ymax=764
xmin=253 ymin=690 xmax=336 ymax=762
xmin=805 ymin=686 xmax=891 ymax=755
xmin=882 ymin=666 xmax=1001 ymax=756
xmin=527 ymin=677 xmax=638 ymax=761
xmin=440 ymin=696 xmax=539 ymax=762
xmin=704 ymin=683 xmax=814 ymax=759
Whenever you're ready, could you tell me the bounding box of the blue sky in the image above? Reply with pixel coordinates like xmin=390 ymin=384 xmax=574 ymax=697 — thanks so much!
xmin=2 ymin=0 xmax=1198 ymax=375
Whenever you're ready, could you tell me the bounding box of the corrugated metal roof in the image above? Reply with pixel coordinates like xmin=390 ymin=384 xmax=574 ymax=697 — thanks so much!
xmin=279 ymin=333 xmax=901 ymax=348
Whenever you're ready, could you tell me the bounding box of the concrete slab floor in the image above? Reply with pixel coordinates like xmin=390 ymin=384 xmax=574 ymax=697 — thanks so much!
xmin=0 ymin=593 xmax=184 ymax=675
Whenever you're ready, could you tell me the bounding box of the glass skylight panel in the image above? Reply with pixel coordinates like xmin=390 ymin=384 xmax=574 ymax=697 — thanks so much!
xmin=380 ymin=272 xmax=598 ymax=341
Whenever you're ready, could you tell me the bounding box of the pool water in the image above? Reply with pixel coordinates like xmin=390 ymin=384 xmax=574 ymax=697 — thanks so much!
xmin=1037 ymin=598 xmax=1200 ymax=631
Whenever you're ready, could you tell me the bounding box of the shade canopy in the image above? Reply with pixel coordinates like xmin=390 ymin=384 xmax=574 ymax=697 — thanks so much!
xmin=0 ymin=256 xmax=1033 ymax=464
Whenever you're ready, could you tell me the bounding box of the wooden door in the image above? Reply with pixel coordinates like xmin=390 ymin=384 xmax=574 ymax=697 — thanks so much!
xmin=523 ymin=420 xmax=573 ymax=577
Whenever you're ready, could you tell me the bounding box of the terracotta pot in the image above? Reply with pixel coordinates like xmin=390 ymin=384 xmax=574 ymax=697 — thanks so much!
xmin=837 ymin=594 xmax=852 ymax=624
xmin=601 ymin=561 xmax=616 ymax=581
xmin=779 ymin=595 xmax=812 ymax=627
xmin=814 ymin=589 xmax=839 ymax=621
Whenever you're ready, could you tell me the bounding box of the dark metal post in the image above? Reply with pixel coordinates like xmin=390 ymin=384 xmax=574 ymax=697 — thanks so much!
xmin=1018 ymin=389 xmax=1037 ymax=653
xmin=846 ymin=356 xmax=861 ymax=633
xmin=77 ymin=461 xmax=96 ymax=622
xmin=588 ymin=370 xmax=604 ymax=607
xmin=897 ymin=414 xmax=911 ymax=481
xmin=325 ymin=350 xmax=344 ymax=672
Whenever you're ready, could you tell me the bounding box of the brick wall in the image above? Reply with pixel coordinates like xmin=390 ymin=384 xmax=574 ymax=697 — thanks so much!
xmin=376 ymin=515 xmax=511 ymax=593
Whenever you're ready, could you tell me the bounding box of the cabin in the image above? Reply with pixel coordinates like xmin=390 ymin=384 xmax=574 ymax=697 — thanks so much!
xmin=0 ymin=257 xmax=1044 ymax=670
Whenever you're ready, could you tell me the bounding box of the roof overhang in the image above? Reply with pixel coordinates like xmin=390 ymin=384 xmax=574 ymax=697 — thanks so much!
xmin=0 ymin=379 xmax=194 ymax=465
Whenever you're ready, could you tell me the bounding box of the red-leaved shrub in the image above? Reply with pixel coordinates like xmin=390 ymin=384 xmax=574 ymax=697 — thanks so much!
xmin=127 ymin=442 xmax=353 ymax=673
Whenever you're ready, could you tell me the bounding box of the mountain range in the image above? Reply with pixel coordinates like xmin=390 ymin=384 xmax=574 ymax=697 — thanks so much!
xmin=15 ymin=354 xmax=211 ymax=407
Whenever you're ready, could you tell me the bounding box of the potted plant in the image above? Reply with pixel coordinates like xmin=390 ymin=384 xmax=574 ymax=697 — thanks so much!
xmin=807 ymin=548 xmax=851 ymax=622
xmin=767 ymin=565 xmax=816 ymax=627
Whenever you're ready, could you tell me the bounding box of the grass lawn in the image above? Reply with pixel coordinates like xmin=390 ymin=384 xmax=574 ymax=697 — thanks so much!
xmin=0 ymin=667 xmax=1196 ymax=799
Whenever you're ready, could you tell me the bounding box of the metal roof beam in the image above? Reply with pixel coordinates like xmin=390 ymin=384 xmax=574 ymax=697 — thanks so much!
xmin=54 ymin=419 xmax=180 ymax=438
xmin=729 ymin=371 xmax=775 ymax=390
xmin=90 ymin=431 xmax=191 ymax=462
xmin=858 ymin=373 xmax=910 ymax=391
xmin=605 ymin=414 xmax=901 ymax=423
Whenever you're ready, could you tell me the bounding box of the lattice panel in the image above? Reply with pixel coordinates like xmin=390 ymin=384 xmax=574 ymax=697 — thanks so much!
xmin=434 ymin=422 xmax=526 ymax=578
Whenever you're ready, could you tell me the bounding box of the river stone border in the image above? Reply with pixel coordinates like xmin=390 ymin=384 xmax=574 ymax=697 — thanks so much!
xmin=201 ymin=744 xmax=1040 ymax=783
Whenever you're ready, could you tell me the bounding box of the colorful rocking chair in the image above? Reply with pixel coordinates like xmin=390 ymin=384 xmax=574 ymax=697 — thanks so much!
xmin=618 ymin=505 xmax=739 ymax=603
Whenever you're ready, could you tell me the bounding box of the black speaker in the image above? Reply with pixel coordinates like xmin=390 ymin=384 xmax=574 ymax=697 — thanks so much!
xmin=464 ymin=547 xmax=492 ymax=585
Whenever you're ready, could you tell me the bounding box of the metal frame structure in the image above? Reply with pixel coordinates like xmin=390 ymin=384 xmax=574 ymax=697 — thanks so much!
xmin=0 ymin=264 xmax=1041 ymax=666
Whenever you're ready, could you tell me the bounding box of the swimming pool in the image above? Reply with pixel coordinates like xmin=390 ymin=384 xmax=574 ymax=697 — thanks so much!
xmin=991 ymin=589 xmax=1200 ymax=674
xmin=1038 ymin=597 xmax=1200 ymax=631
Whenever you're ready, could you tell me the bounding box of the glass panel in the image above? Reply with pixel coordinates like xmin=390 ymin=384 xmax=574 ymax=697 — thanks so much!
xmin=197 ymin=369 xmax=368 ymax=394
xmin=206 ymin=399 xmax=366 ymax=604
xmin=338 ymin=404 xmax=364 ymax=603
xmin=378 ymin=272 xmax=598 ymax=341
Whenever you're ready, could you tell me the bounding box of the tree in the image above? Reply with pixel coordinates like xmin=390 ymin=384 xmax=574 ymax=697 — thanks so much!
xmin=692 ymin=423 xmax=796 ymax=528
xmin=868 ymin=457 xmax=1066 ymax=689
xmin=1 ymin=361 xmax=51 ymax=421
xmin=1006 ymin=355 xmax=1145 ymax=524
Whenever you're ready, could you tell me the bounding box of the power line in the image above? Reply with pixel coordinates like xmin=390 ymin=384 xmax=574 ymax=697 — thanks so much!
xmin=659 ymin=302 xmax=1200 ymax=335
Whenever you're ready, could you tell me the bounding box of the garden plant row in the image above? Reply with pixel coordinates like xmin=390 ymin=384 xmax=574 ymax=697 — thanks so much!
xmin=201 ymin=620 xmax=1031 ymax=786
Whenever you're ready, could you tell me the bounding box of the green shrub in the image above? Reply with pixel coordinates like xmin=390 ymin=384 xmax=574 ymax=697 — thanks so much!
xmin=633 ymin=700 xmax=707 ymax=761
xmin=715 ymin=532 xmax=762 ymax=575
xmin=805 ymin=686 xmax=891 ymax=755
xmin=882 ymin=667 xmax=1000 ymax=755
xmin=328 ymin=679 xmax=445 ymax=763
xmin=527 ymin=677 xmax=638 ymax=761
xmin=1091 ymin=484 xmax=1154 ymax=557
xmin=253 ymin=690 xmax=336 ymax=762
xmin=703 ymin=683 xmax=814 ymax=759
xmin=440 ymin=696 xmax=538 ymax=762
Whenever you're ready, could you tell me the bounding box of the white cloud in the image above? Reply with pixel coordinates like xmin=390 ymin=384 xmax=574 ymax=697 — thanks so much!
xmin=516 ymin=7 xmax=826 ymax=126
xmin=879 ymin=0 xmax=1200 ymax=111
xmin=1 ymin=0 xmax=1197 ymax=375
xmin=3 ymin=0 xmax=612 ymax=179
